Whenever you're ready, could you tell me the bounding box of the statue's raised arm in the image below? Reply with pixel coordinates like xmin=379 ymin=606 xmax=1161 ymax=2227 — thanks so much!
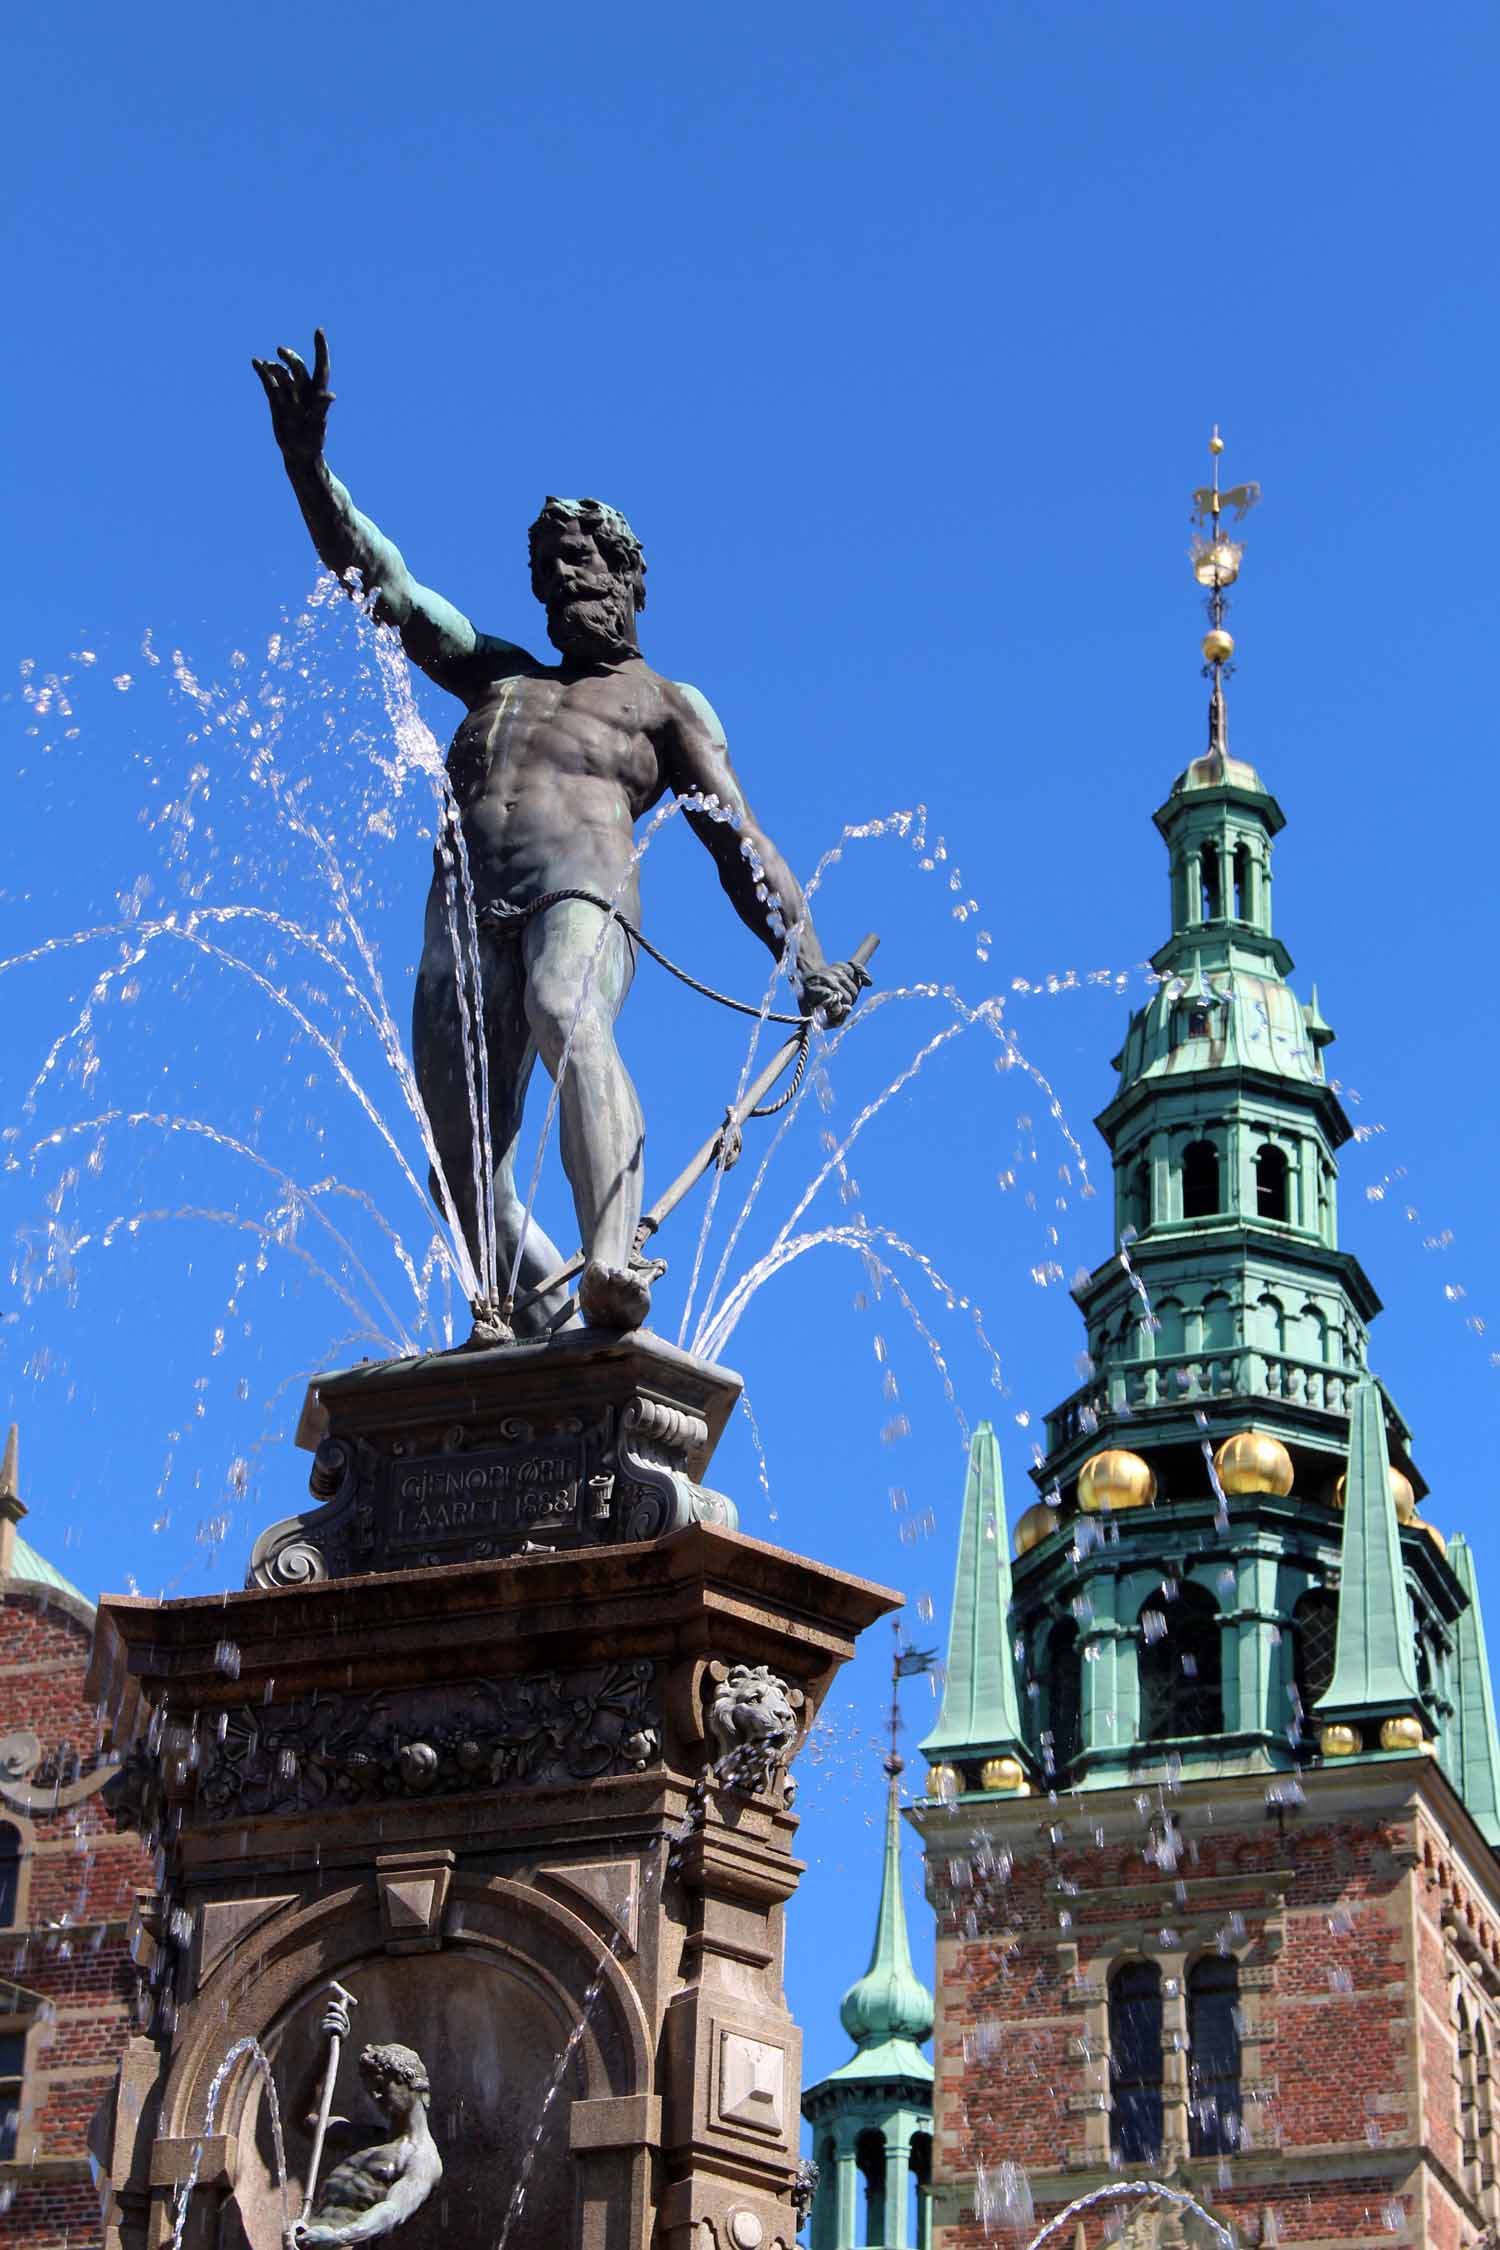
xmin=252 ymin=329 xmax=523 ymax=698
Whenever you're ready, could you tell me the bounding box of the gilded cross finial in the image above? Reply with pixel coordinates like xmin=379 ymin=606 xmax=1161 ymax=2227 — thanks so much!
xmin=1189 ymin=428 xmax=1260 ymax=750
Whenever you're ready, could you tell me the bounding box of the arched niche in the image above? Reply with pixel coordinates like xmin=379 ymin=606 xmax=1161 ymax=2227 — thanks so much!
xmin=164 ymin=1878 xmax=652 ymax=2250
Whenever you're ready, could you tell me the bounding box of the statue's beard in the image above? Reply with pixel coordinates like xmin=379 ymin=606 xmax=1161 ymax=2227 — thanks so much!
xmin=548 ymin=582 xmax=636 ymax=660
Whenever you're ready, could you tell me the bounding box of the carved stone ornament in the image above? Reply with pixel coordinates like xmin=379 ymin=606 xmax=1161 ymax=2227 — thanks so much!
xmin=0 ymin=1726 xmax=119 ymax=1815
xmin=112 ymin=1663 xmax=660 ymax=1833
xmin=250 ymin=1340 xmax=740 ymax=1589
xmin=705 ymin=1663 xmax=804 ymax=1800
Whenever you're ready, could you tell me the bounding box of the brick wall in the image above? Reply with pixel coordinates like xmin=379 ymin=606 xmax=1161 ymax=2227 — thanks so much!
xmin=923 ymin=1772 xmax=1500 ymax=2248
xmin=1 ymin=1577 xmax=154 ymax=2250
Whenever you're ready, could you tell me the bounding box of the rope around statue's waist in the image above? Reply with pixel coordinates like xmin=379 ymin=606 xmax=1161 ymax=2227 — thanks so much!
xmin=472 ymin=888 xmax=811 ymax=1119
xmin=473 ymin=888 xmax=811 ymax=1026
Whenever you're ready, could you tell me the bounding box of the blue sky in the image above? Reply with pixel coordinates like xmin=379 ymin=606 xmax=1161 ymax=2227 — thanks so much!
xmin=5 ymin=1 xmax=1499 ymax=2098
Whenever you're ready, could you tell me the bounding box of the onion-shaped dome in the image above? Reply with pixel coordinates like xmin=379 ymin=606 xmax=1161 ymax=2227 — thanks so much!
xmin=1015 ymin=1500 xmax=1061 ymax=1556
xmin=839 ymin=1778 xmax=935 ymax=2050
xmin=1077 ymin=1448 xmax=1156 ymax=1513
xmin=1332 ymin=1464 xmax=1416 ymax=1522
xmin=1172 ymin=746 xmax=1267 ymax=797
xmin=1214 ymin=1430 xmax=1294 ymax=1498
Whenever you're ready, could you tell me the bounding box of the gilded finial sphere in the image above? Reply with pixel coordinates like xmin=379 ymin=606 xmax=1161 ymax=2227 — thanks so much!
xmin=1210 ymin=429 xmax=1225 ymax=454
xmin=1214 ymin=1430 xmax=1295 ymax=1498
xmin=1332 ymin=1466 xmax=1416 ymax=1522
xmin=1320 ymin=1723 xmax=1362 ymax=1757
xmin=979 ymin=1755 xmax=1028 ymax=1794
xmin=1380 ymin=1715 xmax=1426 ymax=1753
xmin=926 ymin=1763 xmax=962 ymax=1802
xmin=1077 ymin=1448 xmax=1157 ymax=1513
xmin=1015 ymin=1500 xmax=1061 ymax=1556
xmin=1202 ymin=627 xmax=1235 ymax=664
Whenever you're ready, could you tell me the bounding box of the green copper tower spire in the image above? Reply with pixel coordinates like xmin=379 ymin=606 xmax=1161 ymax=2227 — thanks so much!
xmin=918 ymin=1423 xmax=1030 ymax=1786
xmin=1316 ymin=1376 xmax=1425 ymax=1741
xmin=919 ymin=433 xmax=1500 ymax=1836
xmin=836 ymin=1771 xmax=936 ymax=2068
xmin=803 ymin=1653 xmax=933 ymax=2250
xmin=1448 ymin=1536 xmax=1500 ymax=1846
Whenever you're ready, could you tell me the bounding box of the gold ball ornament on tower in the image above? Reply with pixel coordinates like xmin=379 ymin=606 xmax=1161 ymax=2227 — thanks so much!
xmin=1332 ymin=1465 xmax=1416 ymax=1522
xmin=1202 ymin=626 xmax=1235 ymax=665
xmin=926 ymin=1763 xmax=962 ymax=1803
xmin=1417 ymin=1517 xmax=1448 ymax=1558
xmin=1077 ymin=1448 xmax=1157 ymax=1513
xmin=1319 ymin=1723 xmax=1362 ymax=1757
xmin=1015 ymin=1500 xmax=1061 ymax=1556
xmin=979 ymin=1755 xmax=1029 ymax=1795
xmin=1214 ymin=1430 xmax=1294 ymax=1498
xmin=1380 ymin=1715 xmax=1426 ymax=1753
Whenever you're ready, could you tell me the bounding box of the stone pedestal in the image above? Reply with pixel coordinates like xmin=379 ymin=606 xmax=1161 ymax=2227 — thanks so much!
xmin=87 ymin=1337 xmax=896 ymax=2250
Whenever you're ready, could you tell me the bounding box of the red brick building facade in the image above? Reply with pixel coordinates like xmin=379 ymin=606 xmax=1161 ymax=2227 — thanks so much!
xmin=2 ymin=1441 xmax=152 ymax=2250
xmin=921 ymin=1765 xmax=1500 ymax=2247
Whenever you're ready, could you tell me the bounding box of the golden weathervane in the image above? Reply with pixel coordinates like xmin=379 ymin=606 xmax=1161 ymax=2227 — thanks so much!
xmin=1190 ymin=426 xmax=1260 ymax=679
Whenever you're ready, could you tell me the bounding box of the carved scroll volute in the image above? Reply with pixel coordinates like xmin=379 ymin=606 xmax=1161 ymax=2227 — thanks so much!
xmin=615 ymin=1397 xmax=739 ymax=1542
xmin=248 ymin=1436 xmax=370 ymax=1591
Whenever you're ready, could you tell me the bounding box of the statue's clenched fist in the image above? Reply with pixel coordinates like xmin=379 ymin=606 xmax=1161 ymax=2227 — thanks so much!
xmin=252 ymin=328 xmax=335 ymax=464
xmin=799 ymin=956 xmax=872 ymax=1028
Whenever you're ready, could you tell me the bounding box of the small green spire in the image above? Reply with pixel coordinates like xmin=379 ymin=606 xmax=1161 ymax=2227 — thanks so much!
xmin=919 ymin=1423 xmax=1028 ymax=1769
xmin=838 ymin=1766 xmax=935 ymax=2053
xmin=1447 ymin=1536 xmax=1500 ymax=1847
xmin=1316 ymin=1376 xmax=1423 ymax=1730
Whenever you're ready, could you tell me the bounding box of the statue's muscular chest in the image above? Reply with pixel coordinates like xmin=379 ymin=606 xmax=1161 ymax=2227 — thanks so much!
xmin=449 ymin=669 xmax=663 ymax=814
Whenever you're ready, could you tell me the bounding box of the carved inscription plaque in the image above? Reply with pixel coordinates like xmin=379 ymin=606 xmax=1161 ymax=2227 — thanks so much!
xmin=388 ymin=1439 xmax=589 ymax=1551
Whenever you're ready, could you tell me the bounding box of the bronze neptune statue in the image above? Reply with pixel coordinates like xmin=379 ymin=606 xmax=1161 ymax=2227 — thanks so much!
xmin=254 ymin=332 xmax=866 ymax=1336
xmin=290 ymin=1992 xmax=442 ymax=2248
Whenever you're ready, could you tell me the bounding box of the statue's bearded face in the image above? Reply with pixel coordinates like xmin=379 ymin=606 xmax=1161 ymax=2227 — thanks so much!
xmin=532 ymin=525 xmax=638 ymax=662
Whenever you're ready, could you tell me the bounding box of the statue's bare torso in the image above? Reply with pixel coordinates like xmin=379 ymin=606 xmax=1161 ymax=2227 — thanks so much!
xmin=445 ymin=658 xmax=692 ymax=922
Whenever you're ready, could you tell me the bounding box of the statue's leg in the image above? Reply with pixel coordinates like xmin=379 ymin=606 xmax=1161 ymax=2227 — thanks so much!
xmin=480 ymin=929 xmax=579 ymax=1338
xmin=521 ymin=902 xmax=651 ymax=1329
xmin=412 ymin=891 xmax=572 ymax=1332
xmin=412 ymin=886 xmax=491 ymax=1288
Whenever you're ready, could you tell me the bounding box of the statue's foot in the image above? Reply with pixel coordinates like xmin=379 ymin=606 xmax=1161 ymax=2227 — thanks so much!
xmin=578 ymin=1256 xmax=666 ymax=1332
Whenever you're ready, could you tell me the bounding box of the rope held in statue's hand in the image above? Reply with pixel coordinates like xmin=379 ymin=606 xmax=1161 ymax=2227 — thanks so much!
xmin=475 ymin=888 xmax=811 ymax=1025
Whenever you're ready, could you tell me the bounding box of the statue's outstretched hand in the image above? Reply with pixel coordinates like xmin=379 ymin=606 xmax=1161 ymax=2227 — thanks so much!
xmin=252 ymin=329 xmax=335 ymax=464
xmin=800 ymin=958 xmax=872 ymax=1028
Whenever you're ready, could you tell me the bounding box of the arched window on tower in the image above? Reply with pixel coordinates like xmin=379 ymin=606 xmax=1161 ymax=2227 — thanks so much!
xmin=1458 ymin=1994 xmax=1479 ymax=2185
xmin=1126 ymin=1156 xmax=1151 ymax=1238
xmin=812 ymin=2138 xmax=838 ymax=2250
xmin=1475 ymin=2017 xmax=1494 ymax=2193
xmin=1182 ymin=1139 xmax=1221 ymax=1220
xmin=909 ymin=2130 xmax=933 ymax=2250
xmin=1255 ymin=1144 xmax=1291 ymax=1222
xmin=1109 ymin=1961 xmax=1163 ymax=2163
xmin=1233 ymin=843 xmax=1251 ymax=921
xmin=1187 ymin=1957 xmax=1243 ymax=2156
xmin=855 ymin=2127 xmax=886 ymax=2246
xmin=1200 ymin=841 xmax=1222 ymax=922
xmin=1293 ymin=1591 xmax=1339 ymax=1730
xmin=0 ymin=1824 xmax=19 ymax=1927
xmin=1043 ymin=1618 xmax=1081 ymax=1781
xmin=1140 ymin=1583 xmax=1223 ymax=1741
